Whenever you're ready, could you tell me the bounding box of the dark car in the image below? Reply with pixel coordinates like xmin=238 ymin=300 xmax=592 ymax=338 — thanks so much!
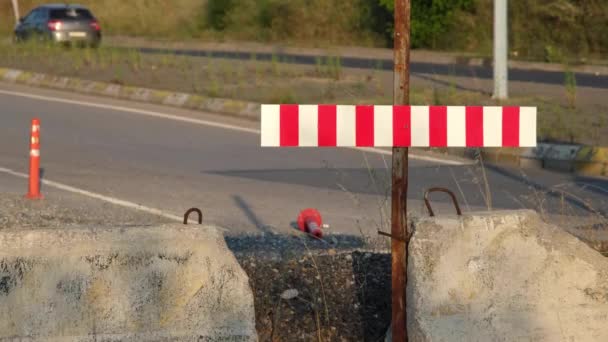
xmin=14 ymin=4 xmax=102 ymax=47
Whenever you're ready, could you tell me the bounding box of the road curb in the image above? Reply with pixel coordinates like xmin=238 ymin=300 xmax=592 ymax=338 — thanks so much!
xmin=575 ymin=146 xmax=608 ymax=177
xmin=0 ymin=67 xmax=260 ymax=121
xmin=476 ymin=143 xmax=607 ymax=178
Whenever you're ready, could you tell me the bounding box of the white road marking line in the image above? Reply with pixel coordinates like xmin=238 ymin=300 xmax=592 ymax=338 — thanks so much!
xmin=0 ymin=89 xmax=260 ymax=134
xmin=0 ymin=166 xmax=184 ymax=223
xmin=356 ymin=147 xmax=470 ymax=166
xmin=0 ymin=88 xmax=468 ymax=165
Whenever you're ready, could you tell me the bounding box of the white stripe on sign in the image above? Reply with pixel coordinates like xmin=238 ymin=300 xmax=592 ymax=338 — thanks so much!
xmin=447 ymin=106 xmax=466 ymax=147
xmin=337 ymin=105 xmax=356 ymax=147
xmin=411 ymin=106 xmax=430 ymax=147
xmin=299 ymin=105 xmax=319 ymax=146
xmin=520 ymin=107 xmax=537 ymax=147
xmin=483 ymin=107 xmax=502 ymax=147
xmin=261 ymin=104 xmax=280 ymax=147
xmin=374 ymin=106 xmax=393 ymax=147
xmin=30 ymin=149 xmax=40 ymax=157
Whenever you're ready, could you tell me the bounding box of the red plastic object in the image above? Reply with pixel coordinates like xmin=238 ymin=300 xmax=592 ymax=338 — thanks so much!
xmin=26 ymin=118 xmax=43 ymax=200
xmin=297 ymin=208 xmax=323 ymax=238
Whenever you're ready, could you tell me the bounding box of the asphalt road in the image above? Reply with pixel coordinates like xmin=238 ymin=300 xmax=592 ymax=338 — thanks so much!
xmin=130 ymin=46 xmax=608 ymax=89
xmin=0 ymin=83 xmax=606 ymax=236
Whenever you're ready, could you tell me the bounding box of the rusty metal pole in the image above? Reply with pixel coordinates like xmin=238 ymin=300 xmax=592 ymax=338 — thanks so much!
xmin=392 ymin=0 xmax=410 ymax=341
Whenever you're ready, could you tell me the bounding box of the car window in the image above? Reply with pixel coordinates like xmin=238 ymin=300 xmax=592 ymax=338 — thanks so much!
xmin=34 ymin=9 xmax=46 ymax=23
xmin=50 ymin=8 xmax=94 ymax=20
xmin=35 ymin=9 xmax=48 ymax=22
xmin=22 ymin=9 xmax=38 ymax=24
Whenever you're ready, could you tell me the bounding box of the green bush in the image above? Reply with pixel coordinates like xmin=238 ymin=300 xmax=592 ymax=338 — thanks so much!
xmin=375 ymin=0 xmax=474 ymax=49
xmin=206 ymin=0 xmax=235 ymax=30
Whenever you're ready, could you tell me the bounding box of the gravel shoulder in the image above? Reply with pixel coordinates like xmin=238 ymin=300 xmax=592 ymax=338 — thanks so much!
xmin=0 ymin=192 xmax=172 ymax=229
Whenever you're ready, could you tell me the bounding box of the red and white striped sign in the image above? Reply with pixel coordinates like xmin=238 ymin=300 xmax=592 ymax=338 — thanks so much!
xmin=261 ymin=105 xmax=536 ymax=147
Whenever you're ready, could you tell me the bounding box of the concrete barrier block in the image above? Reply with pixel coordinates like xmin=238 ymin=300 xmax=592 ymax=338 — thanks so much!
xmin=518 ymin=145 xmax=550 ymax=169
xmin=163 ymin=93 xmax=190 ymax=107
xmin=131 ymin=88 xmax=152 ymax=102
xmin=407 ymin=210 xmax=608 ymax=341
xmin=26 ymin=73 xmax=47 ymax=86
xmin=542 ymin=144 xmax=581 ymax=172
xmin=481 ymin=148 xmax=522 ymax=167
xmin=184 ymin=94 xmax=206 ymax=109
xmin=0 ymin=225 xmax=257 ymax=341
xmin=2 ymin=70 xmax=22 ymax=82
xmin=103 ymin=84 xmax=122 ymax=97
xmin=575 ymin=147 xmax=608 ymax=177
xmin=47 ymin=76 xmax=70 ymax=89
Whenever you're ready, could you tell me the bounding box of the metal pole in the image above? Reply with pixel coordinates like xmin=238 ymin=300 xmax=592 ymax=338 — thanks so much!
xmin=493 ymin=0 xmax=508 ymax=99
xmin=392 ymin=0 xmax=410 ymax=341
xmin=11 ymin=0 xmax=20 ymax=26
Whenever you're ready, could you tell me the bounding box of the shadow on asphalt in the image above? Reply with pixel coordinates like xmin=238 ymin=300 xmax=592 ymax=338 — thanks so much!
xmin=232 ymin=194 xmax=273 ymax=234
xmin=209 ymin=163 xmax=607 ymax=217
xmin=483 ymin=164 xmax=608 ymax=217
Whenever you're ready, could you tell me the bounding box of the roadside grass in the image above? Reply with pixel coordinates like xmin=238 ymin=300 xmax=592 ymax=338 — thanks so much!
xmin=0 ymin=40 xmax=606 ymax=145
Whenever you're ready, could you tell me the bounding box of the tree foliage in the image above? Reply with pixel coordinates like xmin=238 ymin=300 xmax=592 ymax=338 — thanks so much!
xmin=376 ymin=0 xmax=475 ymax=48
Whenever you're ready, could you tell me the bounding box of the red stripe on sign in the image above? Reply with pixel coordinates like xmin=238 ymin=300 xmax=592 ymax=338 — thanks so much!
xmin=429 ymin=106 xmax=448 ymax=147
xmin=502 ymin=107 xmax=520 ymax=147
xmin=356 ymin=105 xmax=374 ymax=147
xmin=393 ymin=106 xmax=411 ymax=146
xmin=466 ymin=106 xmax=484 ymax=147
xmin=318 ymin=105 xmax=337 ymax=146
xmin=280 ymin=105 xmax=299 ymax=146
